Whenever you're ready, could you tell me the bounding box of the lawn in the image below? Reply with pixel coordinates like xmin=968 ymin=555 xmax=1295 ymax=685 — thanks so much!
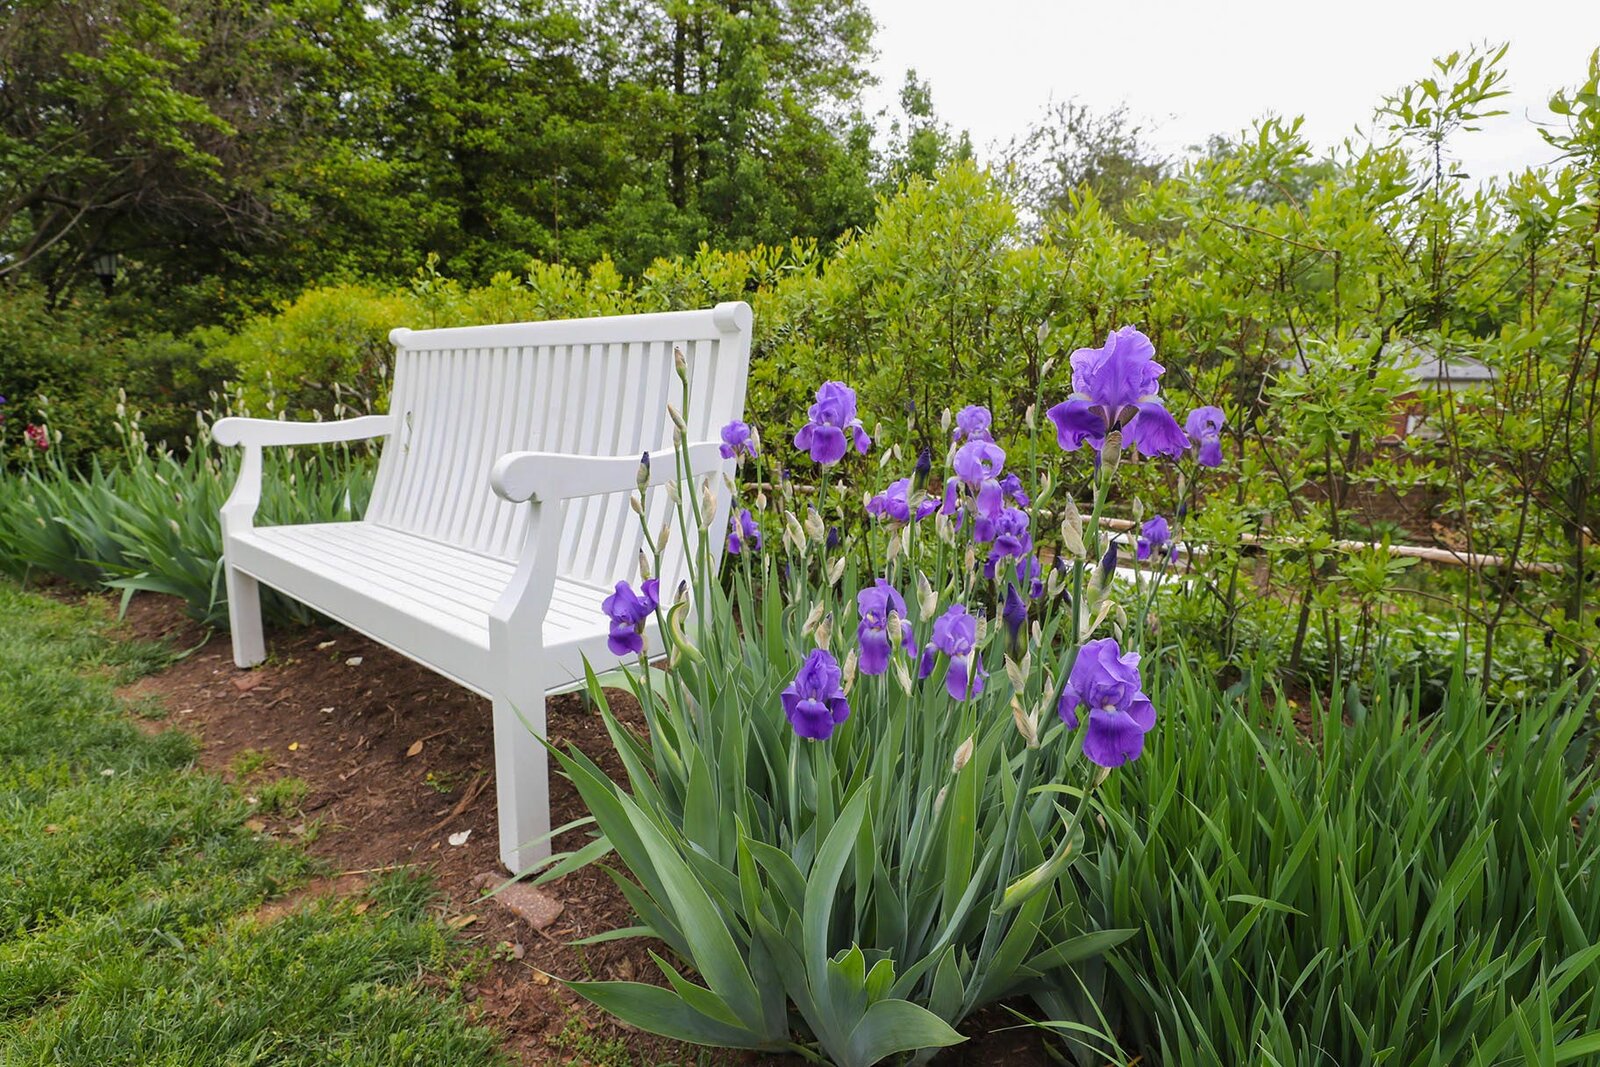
xmin=0 ymin=581 xmax=506 ymax=1066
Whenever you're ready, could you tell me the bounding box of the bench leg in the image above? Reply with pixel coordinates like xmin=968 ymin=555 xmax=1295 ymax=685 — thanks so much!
xmin=225 ymin=564 xmax=267 ymax=668
xmin=492 ymin=690 xmax=552 ymax=874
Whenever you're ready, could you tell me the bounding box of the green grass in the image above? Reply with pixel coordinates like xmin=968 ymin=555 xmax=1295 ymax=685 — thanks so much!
xmin=0 ymin=583 xmax=506 ymax=1065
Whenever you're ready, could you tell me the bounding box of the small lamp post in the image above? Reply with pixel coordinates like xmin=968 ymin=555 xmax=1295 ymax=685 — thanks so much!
xmin=92 ymin=251 xmax=121 ymax=296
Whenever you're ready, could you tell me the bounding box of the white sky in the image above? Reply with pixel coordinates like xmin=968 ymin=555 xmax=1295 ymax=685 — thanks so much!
xmin=863 ymin=0 xmax=1600 ymax=180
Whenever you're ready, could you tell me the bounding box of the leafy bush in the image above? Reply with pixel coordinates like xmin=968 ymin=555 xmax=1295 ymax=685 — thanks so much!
xmin=0 ymin=284 xmax=221 ymax=465
xmin=1052 ymin=663 xmax=1600 ymax=1065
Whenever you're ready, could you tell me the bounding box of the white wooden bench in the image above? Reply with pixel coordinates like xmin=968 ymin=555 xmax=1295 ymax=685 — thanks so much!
xmin=212 ymin=303 xmax=752 ymax=873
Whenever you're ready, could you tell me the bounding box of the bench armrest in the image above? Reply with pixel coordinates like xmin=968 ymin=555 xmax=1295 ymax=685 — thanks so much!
xmin=212 ymin=414 xmax=396 ymax=448
xmin=490 ymin=441 xmax=725 ymax=504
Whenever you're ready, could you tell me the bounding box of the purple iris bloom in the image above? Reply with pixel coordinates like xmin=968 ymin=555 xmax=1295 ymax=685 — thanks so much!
xmin=1002 ymin=583 xmax=1028 ymax=657
xmin=781 ymin=649 xmax=852 ymax=740
xmin=719 ymin=420 xmax=757 ymax=460
xmin=977 ymin=506 xmax=1033 ymax=578
xmin=856 ymin=579 xmax=913 ymax=675
xmin=952 ymin=439 xmax=1005 ymax=487
xmin=952 ymin=439 xmax=1007 ymax=519
xmin=1136 ymin=516 xmax=1170 ymax=562
xmin=1016 ymin=555 xmax=1044 ymax=599
xmin=867 ymin=477 xmax=939 ymax=524
xmin=954 ymin=405 xmax=993 ymax=443
xmin=793 ymin=381 xmax=870 ymax=465
xmin=1058 ymin=637 xmax=1157 ymax=767
xmin=923 ymin=604 xmax=986 ymax=700
xmin=998 ymin=473 xmax=1030 ymax=507
xmin=1185 ymin=405 xmax=1226 ymax=468
xmin=1045 ymin=327 xmax=1189 ymax=459
xmin=728 ymin=508 xmax=761 ymax=555
xmin=601 ymin=578 xmax=660 ymax=656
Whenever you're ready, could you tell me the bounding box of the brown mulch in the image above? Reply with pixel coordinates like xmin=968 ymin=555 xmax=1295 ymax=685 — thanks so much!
xmin=96 ymin=591 xmax=1051 ymax=1067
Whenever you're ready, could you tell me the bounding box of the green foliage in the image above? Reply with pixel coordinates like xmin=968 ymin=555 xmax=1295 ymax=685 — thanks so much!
xmin=1054 ymin=661 xmax=1600 ymax=1066
xmin=2 ymin=0 xmax=883 ymax=321
xmin=0 ymin=582 xmax=504 ymax=1065
xmin=0 ymin=412 xmax=374 ymax=626
xmin=0 ymin=283 xmax=220 ymax=464
xmin=542 ymin=375 xmax=1159 ymax=1064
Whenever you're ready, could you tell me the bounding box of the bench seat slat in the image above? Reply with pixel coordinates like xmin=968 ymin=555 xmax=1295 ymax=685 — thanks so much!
xmin=230 ymin=523 xmax=641 ymax=694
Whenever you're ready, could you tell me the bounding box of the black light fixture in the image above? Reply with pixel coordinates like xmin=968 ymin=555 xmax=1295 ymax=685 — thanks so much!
xmin=92 ymin=251 xmax=120 ymax=295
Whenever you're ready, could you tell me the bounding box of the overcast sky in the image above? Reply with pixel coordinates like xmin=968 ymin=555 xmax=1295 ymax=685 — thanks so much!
xmin=862 ymin=0 xmax=1600 ymax=180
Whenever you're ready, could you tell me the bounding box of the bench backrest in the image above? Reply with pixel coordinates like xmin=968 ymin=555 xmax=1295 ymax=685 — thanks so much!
xmin=364 ymin=303 xmax=752 ymax=591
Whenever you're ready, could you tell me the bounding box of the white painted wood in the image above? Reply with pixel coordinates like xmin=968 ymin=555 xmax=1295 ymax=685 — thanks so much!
xmin=215 ymin=302 xmax=752 ymax=873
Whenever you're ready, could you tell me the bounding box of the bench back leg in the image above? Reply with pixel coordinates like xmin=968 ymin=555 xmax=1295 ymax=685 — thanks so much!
xmin=492 ymin=688 xmax=552 ymax=874
xmin=226 ymin=564 xmax=267 ymax=668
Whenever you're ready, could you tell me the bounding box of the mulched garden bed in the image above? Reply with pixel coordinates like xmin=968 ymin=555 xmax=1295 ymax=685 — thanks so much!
xmin=100 ymin=591 xmax=1050 ymax=1066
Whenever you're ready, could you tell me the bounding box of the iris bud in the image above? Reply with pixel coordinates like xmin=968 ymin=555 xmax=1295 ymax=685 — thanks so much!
xmin=803 ymin=506 xmax=825 ymax=543
xmin=1012 ymin=695 xmax=1039 ymax=748
xmin=951 ymin=736 xmax=974 ymax=774
xmin=802 ymin=601 xmax=825 ymax=636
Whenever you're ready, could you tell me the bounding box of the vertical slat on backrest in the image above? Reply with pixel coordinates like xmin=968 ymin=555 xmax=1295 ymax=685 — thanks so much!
xmin=567 ymin=341 xmax=627 ymax=581
xmin=478 ymin=344 xmax=531 ymax=557
xmin=366 ymin=307 xmax=752 ymax=580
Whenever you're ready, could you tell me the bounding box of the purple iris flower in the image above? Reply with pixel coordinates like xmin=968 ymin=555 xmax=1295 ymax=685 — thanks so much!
xmin=1045 ymin=327 xmax=1189 ymax=459
xmin=952 ymin=439 xmax=1005 ymax=487
xmin=954 ymin=404 xmax=993 ymax=442
xmin=998 ymin=473 xmax=1030 ymax=507
xmin=856 ymin=579 xmax=913 ymax=675
xmin=1016 ymin=555 xmax=1044 ymax=599
xmin=781 ymin=649 xmax=852 ymax=740
xmin=922 ymin=604 xmax=986 ymax=700
xmin=1136 ymin=516 xmax=1170 ymax=562
xmin=720 ymin=420 xmax=757 ymax=460
xmin=793 ymin=381 xmax=870 ymax=465
xmin=728 ymin=508 xmax=761 ymax=555
xmin=952 ymin=439 xmax=1007 ymax=519
xmin=1058 ymin=637 xmax=1157 ymax=767
xmin=601 ymin=578 xmax=660 ymax=656
xmin=977 ymin=506 xmax=1033 ymax=578
xmin=1184 ymin=405 xmax=1226 ymax=468
xmin=1002 ymin=584 xmax=1028 ymax=657
xmin=866 ymin=477 xmax=939 ymax=525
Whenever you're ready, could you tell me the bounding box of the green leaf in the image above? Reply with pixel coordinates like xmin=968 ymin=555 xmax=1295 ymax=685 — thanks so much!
xmin=566 ymin=981 xmax=780 ymax=1050
xmin=844 ymin=998 xmax=965 ymax=1067
xmin=611 ymin=786 xmax=765 ymax=1028
xmin=1024 ymin=929 xmax=1138 ymax=973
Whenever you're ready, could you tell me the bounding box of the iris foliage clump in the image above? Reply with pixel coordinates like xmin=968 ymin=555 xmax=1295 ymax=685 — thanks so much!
xmin=545 ymin=328 xmax=1216 ymax=1064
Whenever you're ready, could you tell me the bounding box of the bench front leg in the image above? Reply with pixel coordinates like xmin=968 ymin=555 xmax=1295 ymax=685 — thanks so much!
xmin=221 ymin=443 xmax=267 ymax=667
xmin=487 ymin=494 xmax=563 ymax=873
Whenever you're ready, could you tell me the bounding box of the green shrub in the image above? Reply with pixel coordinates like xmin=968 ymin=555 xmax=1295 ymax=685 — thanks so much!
xmin=0 ymin=284 xmax=222 ymax=465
